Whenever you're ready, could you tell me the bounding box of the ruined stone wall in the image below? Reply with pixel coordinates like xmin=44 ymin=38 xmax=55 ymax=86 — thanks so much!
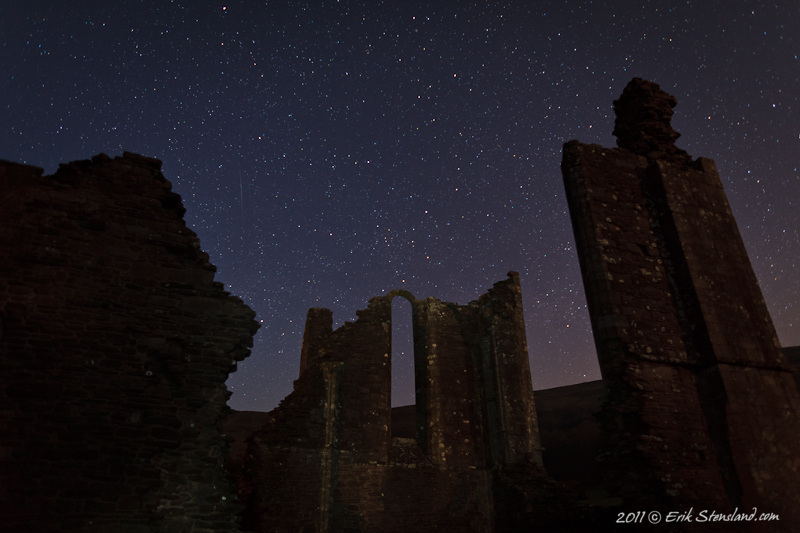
xmin=561 ymin=79 xmax=800 ymax=530
xmin=0 ymin=153 xmax=259 ymax=533
xmin=241 ymin=272 xmax=561 ymax=532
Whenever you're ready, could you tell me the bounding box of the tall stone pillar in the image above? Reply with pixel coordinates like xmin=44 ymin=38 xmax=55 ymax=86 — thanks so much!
xmin=477 ymin=272 xmax=542 ymax=468
xmin=561 ymin=78 xmax=800 ymax=529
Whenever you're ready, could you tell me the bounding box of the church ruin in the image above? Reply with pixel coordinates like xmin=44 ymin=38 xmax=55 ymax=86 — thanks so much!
xmin=238 ymin=273 xmax=569 ymax=532
xmin=2 ymin=79 xmax=799 ymax=532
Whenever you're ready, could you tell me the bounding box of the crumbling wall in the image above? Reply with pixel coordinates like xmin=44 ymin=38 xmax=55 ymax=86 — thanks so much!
xmin=0 ymin=153 xmax=259 ymax=533
xmin=561 ymin=79 xmax=800 ymax=529
xmin=241 ymin=272 xmax=565 ymax=532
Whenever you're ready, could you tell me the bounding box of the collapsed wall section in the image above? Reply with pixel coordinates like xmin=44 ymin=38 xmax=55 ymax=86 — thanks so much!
xmin=0 ymin=153 xmax=259 ymax=533
xmin=561 ymin=79 xmax=800 ymax=529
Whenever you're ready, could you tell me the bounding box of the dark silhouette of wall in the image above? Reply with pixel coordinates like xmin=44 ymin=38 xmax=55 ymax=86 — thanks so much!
xmin=239 ymin=273 xmax=572 ymax=532
xmin=0 ymin=153 xmax=259 ymax=533
xmin=561 ymin=78 xmax=800 ymax=530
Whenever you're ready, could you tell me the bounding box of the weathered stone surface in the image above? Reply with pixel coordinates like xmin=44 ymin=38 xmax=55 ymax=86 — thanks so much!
xmin=612 ymin=77 xmax=690 ymax=161
xmin=237 ymin=273 xmax=576 ymax=532
xmin=0 ymin=153 xmax=259 ymax=533
xmin=562 ymin=79 xmax=800 ymax=531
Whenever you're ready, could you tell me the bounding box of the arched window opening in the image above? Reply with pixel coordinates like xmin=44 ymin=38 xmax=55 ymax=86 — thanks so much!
xmin=391 ymin=297 xmax=415 ymax=409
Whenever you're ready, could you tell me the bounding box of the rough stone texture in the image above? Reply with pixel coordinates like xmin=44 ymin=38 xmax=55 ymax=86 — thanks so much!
xmin=561 ymin=78 xmax=800 ymax=531
xmin=239 ymin=273 xmax=576 ymax=532
xmin=612 ymin=78 xmax=690 ymax=162
xmin=0 ymin=153 xmax=259 ymax=533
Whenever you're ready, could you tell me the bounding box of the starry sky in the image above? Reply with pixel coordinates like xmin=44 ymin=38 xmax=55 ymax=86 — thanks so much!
xmin=3 ymin=0 xmax=798 ymax=412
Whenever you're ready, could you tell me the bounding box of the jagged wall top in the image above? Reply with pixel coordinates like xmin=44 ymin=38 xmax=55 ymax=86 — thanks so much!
xmin=0 ymin=152 xmax=260 ymax=532
xmin=612 ymin=78 xmax=689 ymax=161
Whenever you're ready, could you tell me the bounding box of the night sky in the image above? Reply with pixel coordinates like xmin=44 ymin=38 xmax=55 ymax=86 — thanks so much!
xmin=3 ymin=1 xmax=798 ymax=412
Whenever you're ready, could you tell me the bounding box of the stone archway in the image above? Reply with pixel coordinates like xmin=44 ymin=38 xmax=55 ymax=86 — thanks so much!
xmin=385 ymin=290 xmax=419 ymax=440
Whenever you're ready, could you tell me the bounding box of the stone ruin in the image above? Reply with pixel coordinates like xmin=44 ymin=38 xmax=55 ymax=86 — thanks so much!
xmin=237 ymin=275 xmax=571 ymax=532
xmin=561 ymin=78 xmax=800 ymax=530
xmin=0 ymin=153 xmax=259 ymax=532
xmin=1 ymin=79 xmax=799 ymax=532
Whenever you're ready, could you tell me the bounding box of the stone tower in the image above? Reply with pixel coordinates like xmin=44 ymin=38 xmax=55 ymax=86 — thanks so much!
xmin=561 ymin=79 xmax=800 ymax=530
